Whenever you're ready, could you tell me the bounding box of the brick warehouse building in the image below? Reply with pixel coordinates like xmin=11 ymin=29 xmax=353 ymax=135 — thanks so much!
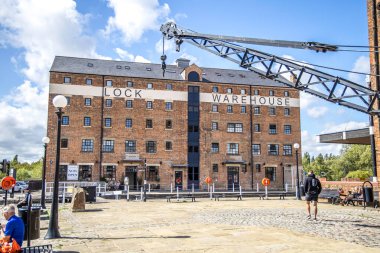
xmin=45 ymin=56 xmax=302 ymax=190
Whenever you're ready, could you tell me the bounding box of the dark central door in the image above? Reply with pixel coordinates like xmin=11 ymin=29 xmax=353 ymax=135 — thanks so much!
xmin=227 ymin=167 xmax=239 ymax=190
xmin=175 ymin=171 xmax=183 ymax=190
xmin=125 ymin=166 xmax=137 ymax=190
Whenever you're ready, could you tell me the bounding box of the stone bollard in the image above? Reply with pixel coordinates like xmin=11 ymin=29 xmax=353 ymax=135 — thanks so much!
xmin=71 ymin=187 xmax=86 ymax=212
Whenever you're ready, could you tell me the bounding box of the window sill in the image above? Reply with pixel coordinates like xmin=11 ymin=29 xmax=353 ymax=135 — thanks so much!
xmin=83 ymin=126 xmax=91 ymax=128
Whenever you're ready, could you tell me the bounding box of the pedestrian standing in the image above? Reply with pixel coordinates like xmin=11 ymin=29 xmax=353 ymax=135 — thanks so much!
xmin=304 ymin=170 xmax=322 ymax=220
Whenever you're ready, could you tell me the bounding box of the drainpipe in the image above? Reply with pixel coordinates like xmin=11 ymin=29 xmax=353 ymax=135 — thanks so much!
xmin=99 ymin=76 xmax=105 ymax=180
xmin=249 ymin=86 xmax=254 ymax=190
xmin=370 ymin=0 xmax=379 ymax=179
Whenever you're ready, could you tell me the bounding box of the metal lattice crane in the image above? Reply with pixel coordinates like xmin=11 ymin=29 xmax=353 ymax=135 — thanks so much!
xmin=160 ymin=21 xmax=380 ymax=115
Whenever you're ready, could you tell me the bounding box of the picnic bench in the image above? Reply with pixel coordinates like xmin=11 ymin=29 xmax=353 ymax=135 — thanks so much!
xmin=213 ymin=193 xmax=242 ymax=201
xmin=258 ymin=192 xmax=287 ymax=200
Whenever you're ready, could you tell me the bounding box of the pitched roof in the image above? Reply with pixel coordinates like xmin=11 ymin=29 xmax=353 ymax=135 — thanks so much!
xmin=50 ymin=56 xmax=287 ymax=87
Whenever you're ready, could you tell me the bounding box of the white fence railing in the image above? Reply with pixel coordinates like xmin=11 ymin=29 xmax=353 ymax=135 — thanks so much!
xmin=45 ymin=181 xmax=107 ymax=202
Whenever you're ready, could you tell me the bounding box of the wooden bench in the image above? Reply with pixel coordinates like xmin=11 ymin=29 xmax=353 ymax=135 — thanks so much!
xmin=259 ymin=192 xmax=287 ymax=200
xmin=166 ymin=195 xmax=196 ymax=202
xmin=213 ymin=193 xmax=242 ymax=201
xmin=318 ymin=189 xmax=339 ymax=204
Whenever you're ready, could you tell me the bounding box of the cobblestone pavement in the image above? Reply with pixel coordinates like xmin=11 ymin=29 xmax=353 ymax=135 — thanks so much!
xmin=35 ymin=198 xmax=380 ymax=252
xmin=193 ymin=207 xmax=380 ymax=248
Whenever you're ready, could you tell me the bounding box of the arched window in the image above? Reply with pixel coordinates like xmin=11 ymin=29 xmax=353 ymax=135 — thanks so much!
xmin=188 ymin=71 xmax=200 ymax=82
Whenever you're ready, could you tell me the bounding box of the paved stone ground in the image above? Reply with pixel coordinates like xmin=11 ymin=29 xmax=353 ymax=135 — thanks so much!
xmin=34 ymin=198 xmax=380 ymax=252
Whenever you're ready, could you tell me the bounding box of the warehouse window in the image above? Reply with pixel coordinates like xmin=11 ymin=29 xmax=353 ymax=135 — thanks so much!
xmin=252 ymin=144 xmax=261 ymax=155
xmin=269 ymin=107 xmax=276 ymax=116
xmin=125 ymin=140 xmax=136 ymax=153
xmin=146 ymin=141 xmax=157 ymax=153
xmin=283 ymin=145 xmax=292 ymax=156
xmin=212 ymin=164 xmax=218 ymax=173
xmin=165 ymin=102 xmax=173 ymax=110
xmin=165 ymin=141 xmax=173 ymax=151
xmin=81 ymin=139 xmax=94 ymax=152
xmin=84 ymin=117 xmax=91 ymax=127
xmin=125 ymin=118 xmax=132 ymax=128
xmin=166 ymin=120 xmax=172 ymax=129
xmin=105 ymin=99 xmax=112 ymax=107
xmin=146 ymin=119 xmax=153 ymax=128
xmin=126 ymin=100 xmax=133 ymax=108
xmin=61 ymin=138 xmax=68 ymax=149
xmin=86 ymin=79 xmax=92 ymax=85
xmin=211 ymin=143 xmax=219 ymax=153
xmin=188 ymin=71 xmax=200 ymax=82
xmin=227 ymin=143 xmax=239 ymax=155
xmin=284 ymin=108 xmax=290 ymax=116
xmin=64 ymin=77 xmax=71 ymax=83
xmin=84 ymin=98 xmax=92 ymax=106
xmin=268 ymin=144 xmax=279 ymax=156
xmin=269 ymin=124 xmax=277 ymax=134
xmin=62 ymin=116 xmax=69 ymax=126
xmin=79 ymin=165 xmax=92 ymax=181
xmin=265 ymin=167 xmax=276 ymax=181
xmin=284 ymin=125 xmax=292 ymax=135
xmin=102 ymin=140 xmax=114 ymax=153
xmin=106 ymin=80 xmax=112 ymax=87
xmin=104 ymin=118 xmax=112 ymax=127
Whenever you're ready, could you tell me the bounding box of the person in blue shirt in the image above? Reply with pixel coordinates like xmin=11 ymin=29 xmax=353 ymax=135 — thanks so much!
xmin=1 ymin=205 xmax=24 ymax=247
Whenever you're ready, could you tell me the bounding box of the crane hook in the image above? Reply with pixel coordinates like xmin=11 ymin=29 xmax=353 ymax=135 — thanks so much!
xmin=161 ymin=35 xmax=167 ymax=77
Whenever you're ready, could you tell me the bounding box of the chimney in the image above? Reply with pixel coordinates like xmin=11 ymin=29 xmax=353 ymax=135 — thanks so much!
xmin=176 ymin=58 xmax=190 ymax=68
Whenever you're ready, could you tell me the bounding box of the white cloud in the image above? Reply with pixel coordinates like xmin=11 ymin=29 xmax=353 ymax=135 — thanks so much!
xmin=0 ymin=81 xmax=48 ymax=162
xmin=155 ymin=38 xmax=176 ymax=54
xmin=114 ymin=48 xmax=151 ymax=63
xmin=103 ymin=0 xmax=170 ymax=44
xmin=348 ymin=56 xmax=369 ymax=84
xmin=0 ymin=0 xmax=106 ymax=161
xmin=302 ymin=130 xmax=342 ymax=156
xmin=321 ymin=121 xmax=368 ymax=134
xmin=174 ymin=13 xmax=188 ymax=21
xmin=0 ymin=0 xmax=105 ymax=86
xmin=302 ymin=121 xmax=368 ymax=156
xmin=307 ymin=106 xmax=328 ymax=118
xmin=170 ymin=53 xmax=199 ymax=66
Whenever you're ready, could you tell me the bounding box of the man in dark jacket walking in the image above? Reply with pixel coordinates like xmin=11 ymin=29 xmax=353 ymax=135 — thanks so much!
xmin=304 ymin=170 xmax=322 ymax=220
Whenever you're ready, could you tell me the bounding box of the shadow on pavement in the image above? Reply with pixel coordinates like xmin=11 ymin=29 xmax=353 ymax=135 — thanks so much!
xmin=59 ymin=235 xmax=191 ymax=240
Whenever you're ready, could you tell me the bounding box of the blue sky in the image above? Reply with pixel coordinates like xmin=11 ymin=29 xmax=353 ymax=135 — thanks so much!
xmin=0 ymin=0 xmax=370 ymax=161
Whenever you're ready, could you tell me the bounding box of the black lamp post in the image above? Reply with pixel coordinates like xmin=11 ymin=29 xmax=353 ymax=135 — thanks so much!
xmin=294 ymin=143 xmax=301 ymax=200
xmin=41 ymin=137 xmax=50 ymax=209
xmin=143 ymin=159 xmax=147 ymax=202
xmin=45 ymin=95 xmax=67 ymax=239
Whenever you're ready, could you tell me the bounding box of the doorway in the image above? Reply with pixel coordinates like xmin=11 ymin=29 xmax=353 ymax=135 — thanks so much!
xmin=125 ymin=166 xmax=137 ymax=190
xmin=227 ymin=166 xmax=239 ymax=190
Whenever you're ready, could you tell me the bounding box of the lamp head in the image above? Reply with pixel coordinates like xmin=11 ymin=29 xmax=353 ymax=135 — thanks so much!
xmin=42 ymin=137 xmax=50 ymax=144
xmin=52 ymin=95 xmax=68 ymax=109
xmin=293 ymin=143 xmax=300 ymax=149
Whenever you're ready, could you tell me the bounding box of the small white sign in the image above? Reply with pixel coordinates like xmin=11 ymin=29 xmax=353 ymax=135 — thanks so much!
xmin=124 ymin=153 xmax=140 ymax=160
xmin=67 ymin=165 xmax=79 ymax=181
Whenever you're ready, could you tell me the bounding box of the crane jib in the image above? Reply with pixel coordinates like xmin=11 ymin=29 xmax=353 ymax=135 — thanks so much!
xmin=160 ymin=22 xmax=378 ymax=116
